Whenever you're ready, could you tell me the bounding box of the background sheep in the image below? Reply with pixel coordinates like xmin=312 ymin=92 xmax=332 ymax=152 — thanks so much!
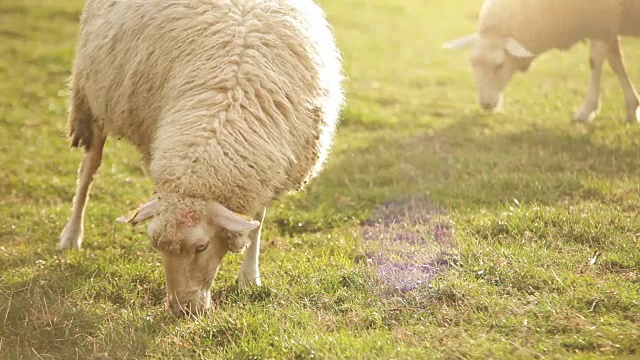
xmin=59 ymin=0 xmax=344 ymax=315
xmin=445 ymin=0 xmax=640 ymax=123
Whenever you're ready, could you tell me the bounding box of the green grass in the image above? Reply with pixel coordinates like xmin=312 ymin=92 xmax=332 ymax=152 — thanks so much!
xmin=1 ymin=0 xmax=640 ymax=358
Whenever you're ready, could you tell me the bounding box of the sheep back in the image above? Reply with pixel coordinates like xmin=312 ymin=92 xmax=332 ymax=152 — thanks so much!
xmin=621 ymin=0 xmax=640 ymax=35
xmin=478 ymin=0 xmax=625 ymax=53
xmin=72 ymin=0 xmax=344 ymax=214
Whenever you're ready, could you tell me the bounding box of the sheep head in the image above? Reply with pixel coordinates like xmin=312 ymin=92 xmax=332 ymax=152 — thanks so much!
xmin=444 ymin=33 xmax=535 ymax=112
xmin=117 ymin=197 xmax=260 ymax=316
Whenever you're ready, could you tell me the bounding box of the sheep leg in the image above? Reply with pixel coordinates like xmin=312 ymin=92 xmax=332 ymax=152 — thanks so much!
xmin=574 ymin=39 xmax=608 ymax=122
xmin=237 ymin=207 xmax=267 ymax=287
xmin=606 ymin=37 xmax=640 ymax=123
xmin=59 ymin=131 xmax=106 ymax=250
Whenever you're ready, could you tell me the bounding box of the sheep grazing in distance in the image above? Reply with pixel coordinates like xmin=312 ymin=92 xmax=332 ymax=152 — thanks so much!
xmin=444 ymin=0 xmax=640 ymax=123
xmin=59 ymin=0 xmax=344 ymax=316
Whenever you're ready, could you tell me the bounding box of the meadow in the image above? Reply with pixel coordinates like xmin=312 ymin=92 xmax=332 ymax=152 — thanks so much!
xmin=1 ymin=0 xmax=639 ymax=358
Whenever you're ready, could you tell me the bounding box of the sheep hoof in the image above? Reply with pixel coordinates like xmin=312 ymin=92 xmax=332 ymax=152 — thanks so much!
xmin=236 ymin=274 xmax=262 ymax=288
xmin=573 ymin=107 xmax=598 ymax=122
xmin=626 ymin=105 xmax=640 ymax=124
xmin=59 ymin=224 xmax=82 ymax=250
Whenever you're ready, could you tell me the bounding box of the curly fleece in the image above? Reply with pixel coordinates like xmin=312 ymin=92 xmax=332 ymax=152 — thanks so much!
xmin=68 ymin=0 xmax=344 ymax=219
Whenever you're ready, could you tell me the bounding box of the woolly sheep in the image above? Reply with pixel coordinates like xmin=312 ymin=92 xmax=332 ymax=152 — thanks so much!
xmin=445 ymin=0 xmax=640 ymax=122
xmin=59 ymin=0 xmax=344 ymax=315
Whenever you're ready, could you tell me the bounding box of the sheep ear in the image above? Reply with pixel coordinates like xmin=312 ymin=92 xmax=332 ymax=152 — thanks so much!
xmin=443 ymin=33 xmax=479 ymax=50
xmin=207 ymin=201 xmax=260 ymax=232
xmin=505 ymin=38 xmax=534 ymax=58
xmin=116 ymin=198 xmax=159 ymax=224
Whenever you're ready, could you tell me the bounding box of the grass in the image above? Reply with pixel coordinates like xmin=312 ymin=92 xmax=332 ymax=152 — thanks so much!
xmin=1 ymin=0 xmax=639 ymax=358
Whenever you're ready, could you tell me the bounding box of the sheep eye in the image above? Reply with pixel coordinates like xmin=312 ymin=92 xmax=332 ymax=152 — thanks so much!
xmin=495 ymin=62 xmax=505 ymax=72
xmin=195 ymin=242 xmax=209 ymax=254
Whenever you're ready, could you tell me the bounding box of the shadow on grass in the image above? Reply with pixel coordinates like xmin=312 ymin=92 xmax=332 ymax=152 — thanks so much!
xmin=0 ymin=241 xmax=280 ymax=358
xmin=0 ymin=249 xmax=175 ymax=359
xmin=296 ymin=114 xmax=640 ymax=224
xmin=5 ymin=113 xmax=639 ymax=356
xmin=281 ymin=114 xmax=640 ymax=292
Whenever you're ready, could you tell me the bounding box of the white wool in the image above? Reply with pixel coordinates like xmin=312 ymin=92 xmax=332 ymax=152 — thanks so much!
xmin=450 ymin=0 xmax=640 ymax=122
xmin=68 ymin=0 xmax=345 ymax=219
xmin=478 ymin=0 xmax=640 ymax=53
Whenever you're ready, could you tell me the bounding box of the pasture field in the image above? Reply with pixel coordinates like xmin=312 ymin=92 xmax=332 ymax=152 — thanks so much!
xmin=1 ymin=0 xmax=640 ymax=358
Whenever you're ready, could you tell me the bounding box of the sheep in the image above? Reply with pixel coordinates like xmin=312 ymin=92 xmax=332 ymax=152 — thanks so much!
xmin=59 ymin=0 xmax=344 ymax=316
xmin=444 ymin=0 xmax=640 ymax=123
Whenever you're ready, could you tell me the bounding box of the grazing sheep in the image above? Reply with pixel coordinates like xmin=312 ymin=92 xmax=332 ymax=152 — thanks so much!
xmin=59 ymin=0 xmax=344 ymax=315
xmin=444 ymin=0 xmax=640 ymax=123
